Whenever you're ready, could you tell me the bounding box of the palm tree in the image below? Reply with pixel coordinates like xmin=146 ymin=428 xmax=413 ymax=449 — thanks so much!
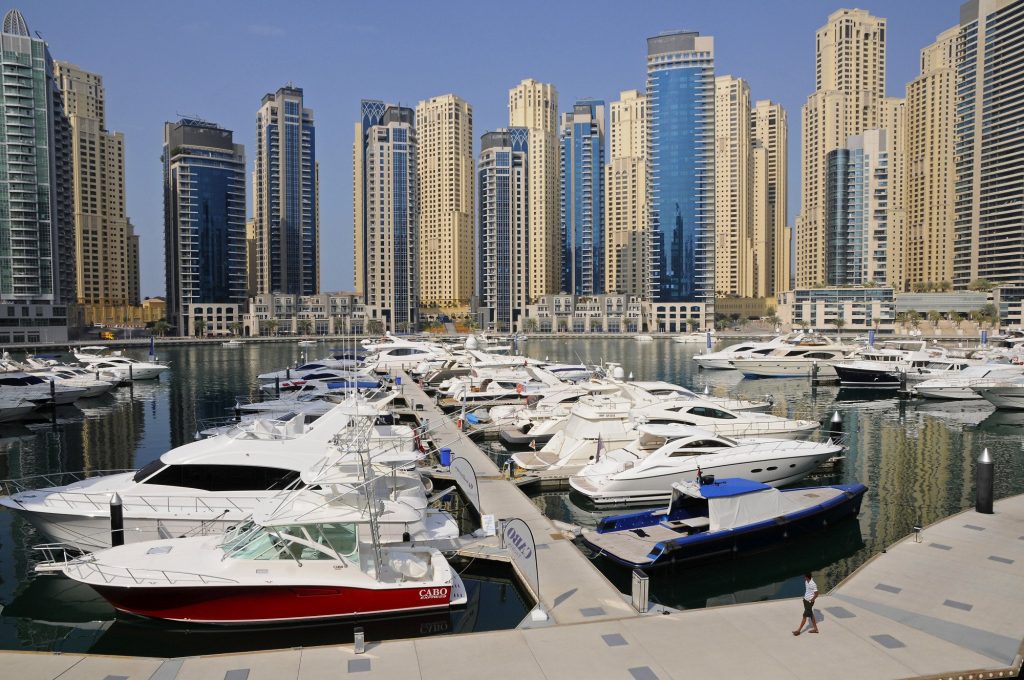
xmin=228 ymin=321 xmax=242 ymax=337
xmin=908 ymin=311 xmax=922 ymax=331
xmin=194 ymin=318 xmax=207 ymax=338
xmin=927 ymin=310 xmax=942 ymax=327
xmin=366 ymin=319 xmax=385 ymax=336
xmin=948 ymin=310 xmax=961 ymax=328
xmin=297 ymin=319 xmax=313 ymax=336
xmin=523 ymin=317 xmax=538 ymax=333
xmin=152 ymin=319 xmax=169 ymax=337
xmin=831 ymin=317 xmax=845 ymax=338
xmin=264 ymin=319 xmax=279 ymax=337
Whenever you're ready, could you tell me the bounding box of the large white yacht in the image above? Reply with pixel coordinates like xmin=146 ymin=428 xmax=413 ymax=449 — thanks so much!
xmin=569 ymin=427 xmax=842 ymax=504
xmin=729 ymin=344 xmax=854 ymax=379
xmin=0 ymin=372 xmax=88 ymax=406
xmin=913 ymin=365 xmax=1024 ymax=400
xmin=0 ymin=400 xmax=454 ymax=551
xmin=692 ymin=333 xmax=817 ymax=370
xmin=74 ymin=348 xmax=169 ymax=381
xmin=972 ymin=378 xmax=1024 ymax=410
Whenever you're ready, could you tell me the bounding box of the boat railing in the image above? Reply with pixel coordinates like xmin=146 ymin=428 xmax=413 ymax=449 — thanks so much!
xmin=0 ymin=469 xmax=135 ymax=497
xmin=23 ymin=490 xmax=263 ymax=515
xmin=61 ymin=554 xmax=238 ymax=586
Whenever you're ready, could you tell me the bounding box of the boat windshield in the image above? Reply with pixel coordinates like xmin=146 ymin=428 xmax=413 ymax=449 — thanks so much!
xmin=222 ymin=522 xmax=359 ymax=562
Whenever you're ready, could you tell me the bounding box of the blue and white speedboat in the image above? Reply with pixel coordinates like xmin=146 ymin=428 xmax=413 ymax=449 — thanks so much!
xmin=580 ymin=477 xmax=867 ymax=568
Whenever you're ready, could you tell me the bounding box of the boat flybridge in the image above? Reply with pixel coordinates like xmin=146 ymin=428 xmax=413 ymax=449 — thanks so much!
xmin=693 ymin=332 xmax=825 ymax=370
xmin=38 ymin=482 xmax=468 ymax=624
xmin=362 ymin=336 xmax=455 ymax=372
xmin=1 ymin=398 xmax=457 ymax=551
xmin=568 ymin=425 xmax=842 ymax=505
xmin=912 ymin=364 xmax=1024 ymax=400
xmin=729 ymin=343 xmax=855 ymax=379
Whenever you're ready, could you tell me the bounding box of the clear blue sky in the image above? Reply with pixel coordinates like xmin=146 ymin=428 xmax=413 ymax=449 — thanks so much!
xmin=25 ymin=0 xmax=963 ymax=298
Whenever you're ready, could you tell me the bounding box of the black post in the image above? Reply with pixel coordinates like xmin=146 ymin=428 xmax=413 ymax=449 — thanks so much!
xmin=275 ymin=376 xmax=281 ymax=398
xmin=828 ymin=410 xmax=843 ymax=440
xmin=129 ymin=364 xmax=134 ymax=381
xmin=110 ymin=492 xmax=124 ymax=546
xmin=49 ymin=378 xmax=56 ymax=404
xmin=287 ymin=367 xmax=291 ymax=380
xmin=976 ymin=448 xmax=994 ymax=514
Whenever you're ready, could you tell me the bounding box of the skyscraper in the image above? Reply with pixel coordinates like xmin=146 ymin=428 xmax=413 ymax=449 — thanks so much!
xmin=478 ymin=128 xmax=530 ymax=332
xmin=953 ymin=0 xmax=1024 ymax=288
xmin=905 ymin=27 xmax=958 ymax=290
xmin=0 ymin=9 xmax=74 ymax=343
xmin=54 ymin=61 xmax=140 ymax=310
xmin=825 ymin=129 xmax=891 ymax=286
xmin=605 ymin=90 xmax=647 ymax=297
xmin=646 ymin=31 xmax=715 ymax=310
xmin=796 ymin=9 xmax=886 ymax=288
xmin=560 ymin=99 xmax=605 ymax=296
xmin=751 ymin=100 xmax=789 ymax=297
xmin=163 ymin=119 xmax=247 ymax=336
xmin=416 ymin=94 xmax=474 ymax=311
xmin=354 ymin=101 xmax=418 ymax=331
xmin=254 ymin=85 xmax=318 ymax=296
xmin=713 ymin=76 xmax=752 ymax=298
xmin=508 ymin=79 xmax=559 ymax=300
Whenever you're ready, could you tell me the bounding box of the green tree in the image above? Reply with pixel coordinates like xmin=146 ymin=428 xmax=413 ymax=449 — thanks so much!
xmin=228 ymin=321 xmax=242 ymax=336
xmin=927 ymin=310 xmax=942 ymax=326
xmin=297 ymin=319 xmax=313 ymax=336
xmin=939 ymin=280 xmax=952 ymax=292
xmin=895 ymin=312 xmax=908 ymax=325
xmin=831 ymin=317 xmax=845 ymax=338
xmin=908 ymin=311 xmax=922 ymax=330
xmin=264 ymin=319 xmax=280 ymax=337
xmin=365 ymin=319 xmax=385 ymax=336
xmin=557 ymin=318 xmax=569 ymax=333
xmin=152 ymin=319 xmax=169 ymax=337
xmin=968 ymin=278 xmax=994 ymax=292
xmin=687 ymin=318 xmax=701 ymax=332
xmin=194 ymin=318 xmax=207 ymax=337
xmin=522 ymin=317 xmax=538 ymax=333
xmin=766 ymin=314 xmax=781 ymax=328
xmin=948 ymin=310 xmax=961 ymax=327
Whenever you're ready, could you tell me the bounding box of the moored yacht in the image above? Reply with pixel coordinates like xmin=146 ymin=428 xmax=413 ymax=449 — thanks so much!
xmin=913 ymin=365 xmax=1024 ymax=400
xmin=833 ymin=341 xmax=947 ymax=387
xmin=692 ymin=333 xmax=810 ymax=370
xmin=75 ymin=353 xmax=169 ymax=381
xmin=729 ymin=344 xmax=854 ymax=379
xmin=569 ymin=428 xmax=842 ymax=504
xmin=972 ymin=378 xmax=1024 ymax=410
xmin=39 ymin=487 xmax=467 ymax=624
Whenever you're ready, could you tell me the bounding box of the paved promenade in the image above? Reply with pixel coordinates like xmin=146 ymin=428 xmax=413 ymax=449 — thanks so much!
xmin=2 ymin=392 xmax=1022 ymax=678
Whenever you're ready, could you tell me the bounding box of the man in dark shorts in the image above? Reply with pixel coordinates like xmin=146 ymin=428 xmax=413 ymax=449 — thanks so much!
xmin=793 ymin=573 xmax=819 ymax=635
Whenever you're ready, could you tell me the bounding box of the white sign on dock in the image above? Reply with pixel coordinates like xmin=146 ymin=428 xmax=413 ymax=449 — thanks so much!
xmin=451 ymin=456 xmax=482 ymax=515
xmin=502 ymin=518 xmax=540 ymax=598
xmin=481 ymin=514 xmax=496 ymax=536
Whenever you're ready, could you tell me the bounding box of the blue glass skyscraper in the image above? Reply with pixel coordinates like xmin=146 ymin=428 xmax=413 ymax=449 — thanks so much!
xmin=162 ymin=119 xmax=247 ymax=335
xmin=646 ymin=32 xmax=715 ymax=309
xmin=560 ymin=99 xmax=605 ymax=296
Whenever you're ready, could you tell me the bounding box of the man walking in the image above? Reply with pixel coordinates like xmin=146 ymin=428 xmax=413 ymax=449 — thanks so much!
xmin=793 ymin=573 xmax=819 ymax=635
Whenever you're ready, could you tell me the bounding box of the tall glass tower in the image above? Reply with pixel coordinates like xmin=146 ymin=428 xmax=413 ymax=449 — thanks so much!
xmin=163 ymin=119 xmax=247 ymax=335
xmin=0 ymin=9 xmax=74 ymax=343
xmin=560 ymin=99 xmax=605 ymax=296
xmin=254 ymin=86 xmax=318 ymax=296
xmin=646 ymin=31 xmax=715 ymax=310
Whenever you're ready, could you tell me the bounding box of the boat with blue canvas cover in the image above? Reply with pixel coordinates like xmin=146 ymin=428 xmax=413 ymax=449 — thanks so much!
xmin=580 ymin=477 xmax=867 ymax=568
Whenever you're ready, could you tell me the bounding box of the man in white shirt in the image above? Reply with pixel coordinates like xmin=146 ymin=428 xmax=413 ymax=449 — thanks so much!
xmin=793 ymin=573 xmax=819 ymax=635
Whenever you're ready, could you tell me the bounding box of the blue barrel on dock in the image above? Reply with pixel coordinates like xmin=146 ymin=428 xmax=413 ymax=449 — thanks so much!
xmin=439 ymin=447 xmax=452 ymax=467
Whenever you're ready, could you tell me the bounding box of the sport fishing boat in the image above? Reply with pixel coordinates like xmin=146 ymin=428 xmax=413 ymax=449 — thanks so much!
xmin=580 ymin=478 xmax=867 ymax=567
xmin=569 ymin=427 xmax=842 ymax=505
xmin=37 ymin=487 xmax=467 ymax=624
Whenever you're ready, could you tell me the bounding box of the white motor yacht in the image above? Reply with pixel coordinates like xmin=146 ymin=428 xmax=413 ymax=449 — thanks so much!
xmin=913 ymin=365 xmax=1024 ymax=400
xmin=633 ymin=335 xmax=654 ymax=343
xmin=972 ymin=378 xmax=1024 ymax=410
xmin=729 ymin=344 xmax=854 ymax=379
xmin=673 ymin=330 xmax=715 ymax=345
xmin=74 ymin=350 xmax=169 ymax=381
xmin=692 ymin=333 xmax=801 ymax=370
xmin=632 ymin=400 xmax=820 ymax=440
xmin=834 ymin=341 xmax=948 ymax=387
xmin=0 ymin=372 xmax=87 ymax=406
xmin=0 ymin=396 xmax=37 ymax=422
xmin=569 ymin=427 xmax=842 ymax=504
xmin=2 ymin=354 xmax=116 ymax=398
xmin=257 ymin=359 xmax=365 ymax=384
xmin=0 ymin=401 xmax=453 ymax=551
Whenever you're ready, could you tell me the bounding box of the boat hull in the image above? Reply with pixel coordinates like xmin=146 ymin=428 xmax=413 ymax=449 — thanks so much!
xmin=973 ymin=387 xmax=1024 ymax=410
xmin=584 ymin=484 xmax=866 ymax=568
xmin=833 ymin=364 xmax=901 ymax=387
xmin=732 ymin=360 xmax=838 ymax=379
xmin=88 ymin=581 xmax=457 ymax=624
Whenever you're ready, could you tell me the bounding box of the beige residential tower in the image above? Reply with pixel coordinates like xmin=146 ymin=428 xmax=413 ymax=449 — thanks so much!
xmin=604 ymin=89 xmax=647 ymax=296
xmin=713 ymin=76 xmax=752 ymax=297
xmin=751 ymin=100 xmax=789 ymax=297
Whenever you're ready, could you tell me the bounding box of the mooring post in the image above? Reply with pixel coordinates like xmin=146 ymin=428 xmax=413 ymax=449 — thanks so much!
xmin=110 ymin=492 xmax=124 ymax=547
xmin=275 ymin=375 xmax=280 ymax=398
xmin=976 ymin=448 xmax=994 ymax=514
xmin=829 ymin=411 xmax=843 ymax=440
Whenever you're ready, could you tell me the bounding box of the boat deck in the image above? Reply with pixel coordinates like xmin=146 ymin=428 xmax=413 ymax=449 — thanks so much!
xmin=582 ymin=524 xmax=680 ymax=565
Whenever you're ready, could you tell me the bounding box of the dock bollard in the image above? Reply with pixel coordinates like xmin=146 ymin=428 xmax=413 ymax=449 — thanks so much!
xmin=275 ymin=376 xmax=280 ymax=398
xmin=353 ymin=627 xmax=365 ymax=654
xmin=110 ymin=493 xmax=124 ymax=547
xmin=828 ymin=411 xmax=843 ymax=440
xmin=976 ymin=448 xmax=994 ymax=514
xmin=129 ymin=364 xmax=133 ymax=381
xmin=631 ymin=569 xmax=650 ymax=613
xmin=50 ymin=378 xmax=56 ymax=403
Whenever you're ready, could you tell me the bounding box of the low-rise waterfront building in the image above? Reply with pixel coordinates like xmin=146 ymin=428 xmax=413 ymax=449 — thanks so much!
xmin=776 ymin=287 xmax=896 ymax=332
xmin=521 ymin=294 xmax=645 ymax=333
xmin=243 ymin=293 xmax=365 ymax=336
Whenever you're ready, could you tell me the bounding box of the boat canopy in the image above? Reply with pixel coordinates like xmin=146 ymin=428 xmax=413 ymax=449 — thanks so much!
xmin=671 ymin=478 xmax=806 ymax=532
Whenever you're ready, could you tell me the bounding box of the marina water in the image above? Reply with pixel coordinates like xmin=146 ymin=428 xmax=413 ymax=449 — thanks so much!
xmin=1 ymin=339 xmax=1022 ymax=654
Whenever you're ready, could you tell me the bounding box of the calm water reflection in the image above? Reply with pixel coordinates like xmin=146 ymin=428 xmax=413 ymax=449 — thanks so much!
xmin=0 ymin=342 xmax=529 ymax=654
